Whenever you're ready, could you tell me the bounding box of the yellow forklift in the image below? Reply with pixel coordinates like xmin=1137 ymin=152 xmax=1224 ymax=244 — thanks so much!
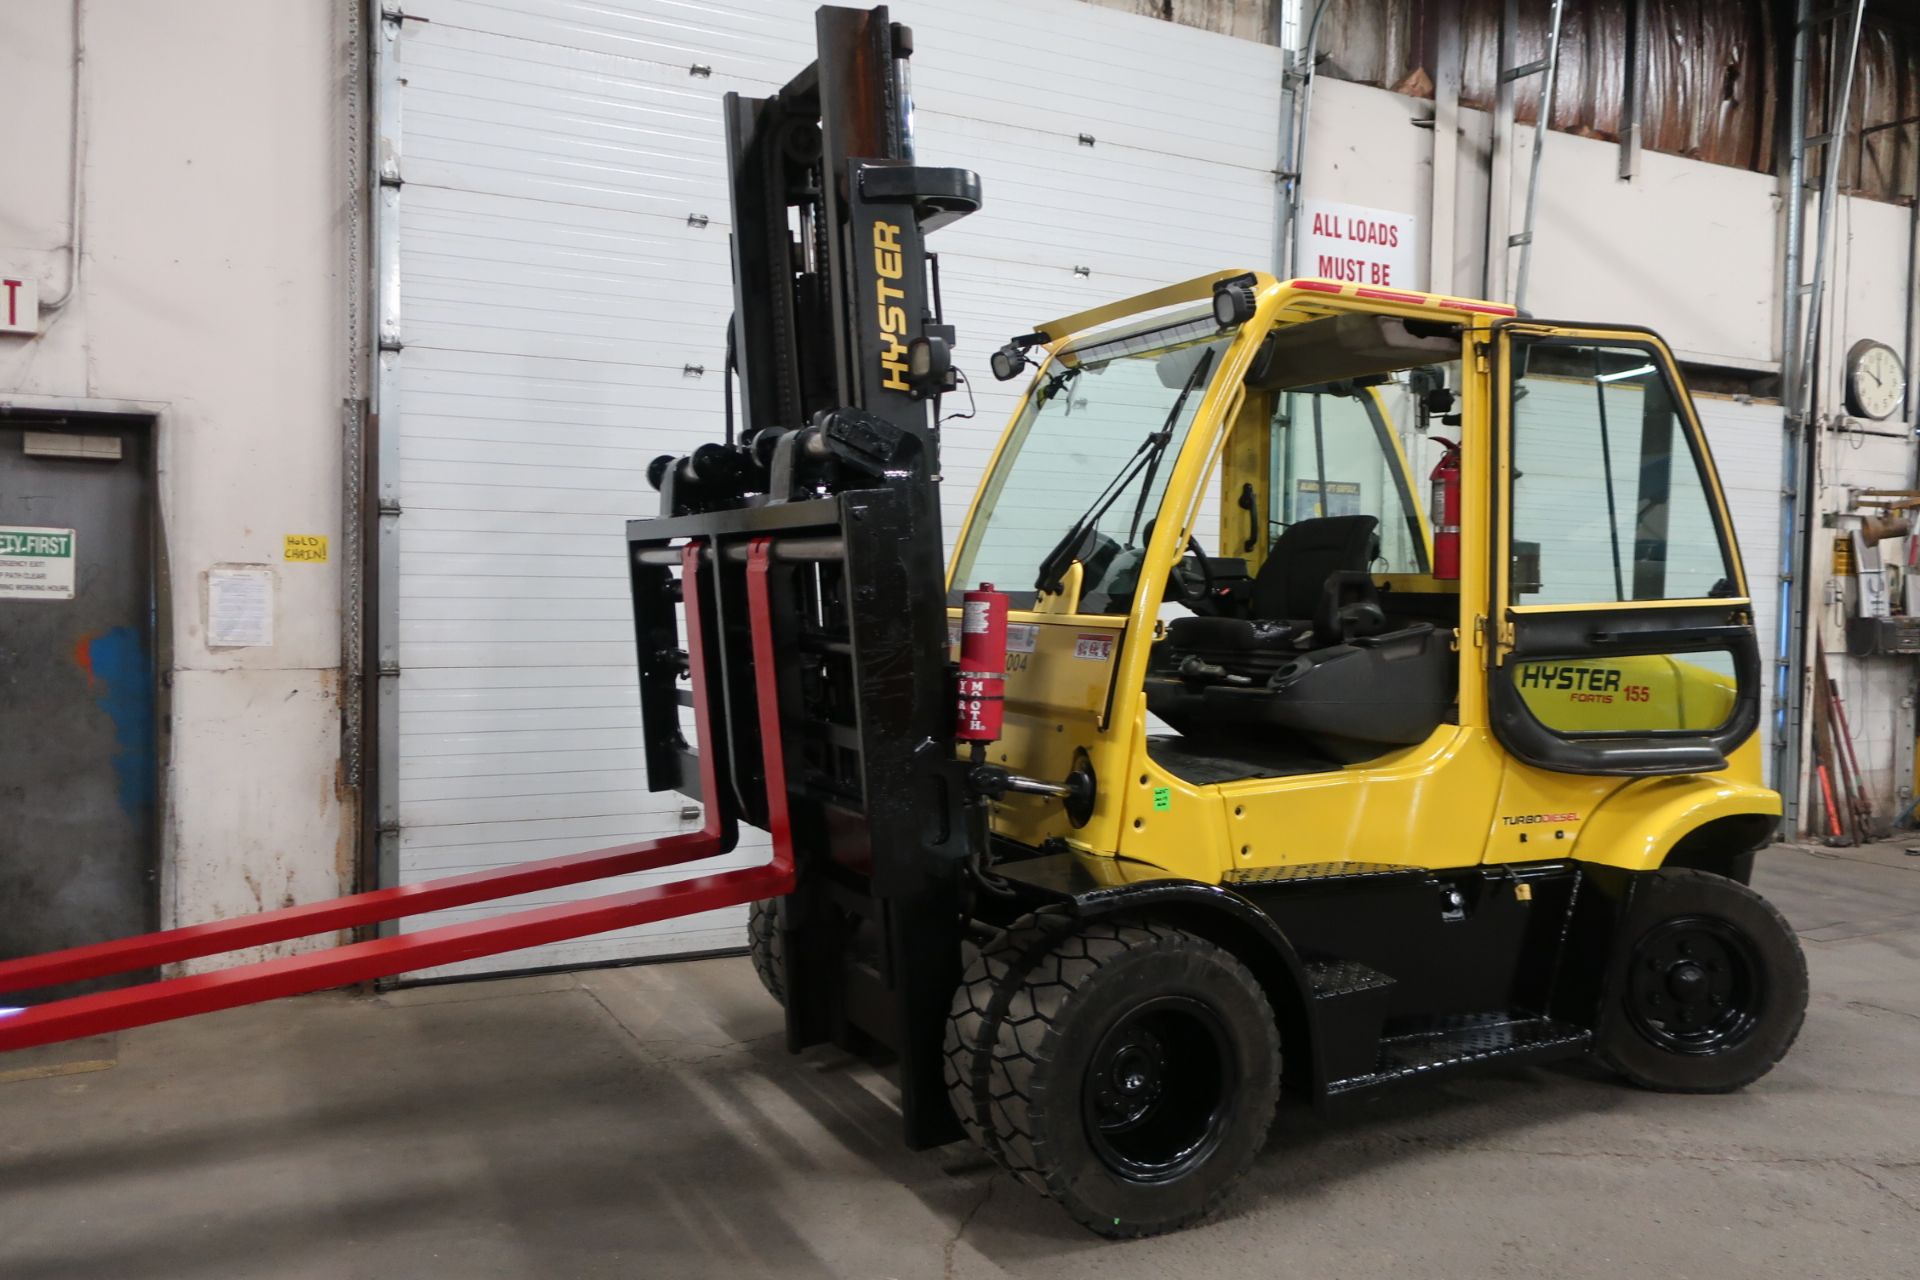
xmin=0 ymin=4 xmax=1803 ymax=1241
xmin=903 ymin=270 xmax=1804 ymax=1233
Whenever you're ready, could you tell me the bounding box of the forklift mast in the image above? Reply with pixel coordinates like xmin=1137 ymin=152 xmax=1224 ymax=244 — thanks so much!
xmin=651 ymin=5 xmax=979 ymax=513
xmin=632 ymin=5 xmax=984 ymax=1148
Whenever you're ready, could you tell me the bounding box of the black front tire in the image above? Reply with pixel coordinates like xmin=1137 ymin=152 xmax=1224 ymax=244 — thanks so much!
xmin=1597 ymin=868 xmax=1807 ymax=1093
xmin=961 ymin=920 xmax=1280 ymax=1238
xmin=746 ymin=897 xmax=785 ymax=1007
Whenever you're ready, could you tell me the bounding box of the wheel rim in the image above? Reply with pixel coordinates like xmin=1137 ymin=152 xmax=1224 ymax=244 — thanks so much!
xmin=1626 ymin=914 xmax=1764 ymax=1055
xmin=1082 ymin=995 xmax=1236 ymax=1184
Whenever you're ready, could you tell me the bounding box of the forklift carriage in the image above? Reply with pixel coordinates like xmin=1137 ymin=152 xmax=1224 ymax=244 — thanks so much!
xmin=0 ymin=5 xmax=1807 ymax=1240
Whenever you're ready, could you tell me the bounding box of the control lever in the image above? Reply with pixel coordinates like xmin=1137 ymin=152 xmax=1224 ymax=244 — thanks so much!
xmin=1177 ymin=655 xmax=1254 ymax=687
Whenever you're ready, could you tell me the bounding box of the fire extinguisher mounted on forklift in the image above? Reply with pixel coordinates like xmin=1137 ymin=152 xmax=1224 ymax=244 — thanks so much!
xmin=0 ymin=4 xmax=1808 ymax=1242
xmin=1428 ymin=436 xmax=1461 ymax=580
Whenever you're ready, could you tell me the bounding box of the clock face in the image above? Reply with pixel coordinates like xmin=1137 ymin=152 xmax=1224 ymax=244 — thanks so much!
xmin=1848 ymin=340 xmax=1905 ymax=421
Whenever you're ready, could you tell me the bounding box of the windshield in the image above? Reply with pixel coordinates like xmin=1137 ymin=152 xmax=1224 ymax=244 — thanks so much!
xmin=952 ymin=320 xmax=1234 ymax=612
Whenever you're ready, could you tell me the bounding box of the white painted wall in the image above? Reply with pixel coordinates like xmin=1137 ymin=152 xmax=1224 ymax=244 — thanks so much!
xmin=0 ymin=0 xmax=354 ymax=960
xmin=1800 ymin=192 xmax=1919 ymax=827
xmin=1304 ymin=82 xmax=1781 ymax=367
xmin=1309 ymin=75 xmax=1919 ymax=829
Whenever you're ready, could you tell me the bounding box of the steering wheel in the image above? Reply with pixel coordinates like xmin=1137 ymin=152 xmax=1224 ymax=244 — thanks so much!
xmin=1169 ymin=533 xmax=1217 ymax=605
xmin=1140 ymin=518 xmax=1215 ymax=606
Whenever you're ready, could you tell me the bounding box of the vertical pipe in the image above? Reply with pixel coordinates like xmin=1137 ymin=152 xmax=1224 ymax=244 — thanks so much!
xmin=1277 ymin=0 xmax=1333 ymax=279
xmin=38 ymin=0 xmax=86 ymax=313
xmin=1774 ymin=0 xmax=1866 ymax=825
xmin=1485 ymin=0 xmax=1519 ymax=300
xmin=1617 ymin=0 xmax=1646 ymax=182
xmin=1772 ymin=0 xmax=1814 ymax=819
xmin=1511 ymin=0 xmax=1564 ymax=313
xmin=1797 ymin=0 xmax=1868 ymax=423
xmin=1428 ymin=0 xmax=1462 ymax=296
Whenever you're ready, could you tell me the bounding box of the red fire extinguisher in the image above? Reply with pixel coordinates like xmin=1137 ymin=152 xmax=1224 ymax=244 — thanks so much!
xmin=1428 ymin=438 xmax=1461 ymax=581
xmin=956 ymin=583 xmax=1009 ymax=744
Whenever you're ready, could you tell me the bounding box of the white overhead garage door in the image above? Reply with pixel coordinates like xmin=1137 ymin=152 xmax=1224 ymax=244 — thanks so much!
xmin=376 ymin=0 xmax=1284 ymax=977
xmin=1693 ymin=394 xmax=1783 ymax=786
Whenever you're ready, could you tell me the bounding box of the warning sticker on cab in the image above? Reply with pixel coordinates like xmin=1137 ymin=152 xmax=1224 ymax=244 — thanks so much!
xmin=947 ymin=620 xmax=1040 ymax=657
xmin=1073 ymin=633 xmax=1115 ymax=662
xmin=0 ymin=525 xmax=77 ymax=601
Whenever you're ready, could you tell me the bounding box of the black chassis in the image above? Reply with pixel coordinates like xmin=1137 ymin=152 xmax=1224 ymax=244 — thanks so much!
xmin=978 ymin=842 xmax=1761 ymax=1109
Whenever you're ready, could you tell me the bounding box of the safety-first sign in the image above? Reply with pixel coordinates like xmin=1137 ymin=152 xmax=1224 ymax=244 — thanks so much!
xmin=1299 ymin=199 xmax=1418 ymax=290
xmin=0 ymin=526 xmax=77 ymax=600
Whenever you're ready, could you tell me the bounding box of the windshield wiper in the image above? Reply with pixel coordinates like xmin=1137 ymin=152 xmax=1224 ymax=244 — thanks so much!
xmin=1033 ymin=346 xmax=1217 ymax=594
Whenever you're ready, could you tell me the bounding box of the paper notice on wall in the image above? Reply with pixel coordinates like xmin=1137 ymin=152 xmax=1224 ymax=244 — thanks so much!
xmin=0 ymin=526 xmax=77 ymax=600
xmin=1298 ymin=198 xmax=1418 ymax=290
xmin=207 ymin=567 xmax=275 ymax=647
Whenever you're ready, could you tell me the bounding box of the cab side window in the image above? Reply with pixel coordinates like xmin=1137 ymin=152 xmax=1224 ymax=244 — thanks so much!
xmin=1509 ymin=343 xmax=1733 ymax=606
xmin=1272 ymin=386 xmax=1427 ymax=575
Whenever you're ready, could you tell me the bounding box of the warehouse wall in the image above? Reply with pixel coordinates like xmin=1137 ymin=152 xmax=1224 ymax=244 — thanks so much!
xmin=0 ymin=0 xmax=354 ymax=960
xmin=1801 ymin=192 xmax=1919 ymax=826
xmin=0 ymin=0 xmax=1904 ymax=966
xmin=1303 ymin=74 xmax=1919 ymax=827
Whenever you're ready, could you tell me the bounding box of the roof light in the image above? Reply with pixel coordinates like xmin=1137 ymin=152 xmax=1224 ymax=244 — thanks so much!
xmin=1067 ymin=315 xmax=1221 ymax=366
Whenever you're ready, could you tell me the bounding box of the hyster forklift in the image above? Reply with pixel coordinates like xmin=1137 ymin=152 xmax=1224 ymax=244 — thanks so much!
xmin=0 ymin=5 xmax=1805 ymax=1240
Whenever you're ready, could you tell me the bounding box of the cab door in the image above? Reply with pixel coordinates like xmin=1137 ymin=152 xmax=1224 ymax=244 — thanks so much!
xmin=1488 ymin=324 xmax=1761 ymax=777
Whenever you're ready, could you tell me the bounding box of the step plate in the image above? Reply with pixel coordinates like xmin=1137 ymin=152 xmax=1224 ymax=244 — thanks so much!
xmin=1327 ymin=1014 xmax=1591 ymax=1096
xmin=1223 ymin=861 xmax=1423 ymax=887
xmin=1304 ymin=958 xmax=1397 ymax=999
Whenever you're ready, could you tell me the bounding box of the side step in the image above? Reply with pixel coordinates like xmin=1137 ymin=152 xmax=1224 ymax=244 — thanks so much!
xmin=1326 ymin=1013 xmax=1592 ymax=1100
xmin=1304 ymin=958 xmax=1398 ymax=1083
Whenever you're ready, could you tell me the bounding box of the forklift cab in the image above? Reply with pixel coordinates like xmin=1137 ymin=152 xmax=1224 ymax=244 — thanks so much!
xmin=950 ymin=271 xmax=1770 ymax=880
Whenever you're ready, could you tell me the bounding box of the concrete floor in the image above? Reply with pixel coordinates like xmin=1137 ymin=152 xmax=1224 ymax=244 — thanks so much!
xmin=3 ymin=844 xmax=1918 ymax=1279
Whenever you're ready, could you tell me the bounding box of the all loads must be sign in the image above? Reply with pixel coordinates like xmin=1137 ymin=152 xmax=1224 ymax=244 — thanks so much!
xmin=1298 ymin=199 xmax=1418 ymax=289
xmin=0 ymin=526 xmax=78 ymax=600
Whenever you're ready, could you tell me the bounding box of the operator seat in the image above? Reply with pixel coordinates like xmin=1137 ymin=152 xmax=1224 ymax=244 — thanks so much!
xmin=1147 ymin=514 xmax=1453 ymax=761
xmin=1160 ymin=515 xmax=1382 ymax=679
xmin=1248 ymin=515 xmax=1381 ymax=621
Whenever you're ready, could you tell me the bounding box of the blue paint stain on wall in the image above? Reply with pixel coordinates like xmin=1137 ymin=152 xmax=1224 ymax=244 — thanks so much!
xmin=81 ymin=626 xmax=156 ymax=817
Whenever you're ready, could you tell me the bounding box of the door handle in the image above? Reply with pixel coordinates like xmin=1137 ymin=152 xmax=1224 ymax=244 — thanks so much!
xmin=1586 ymin=624 xmax=1746 ymax=648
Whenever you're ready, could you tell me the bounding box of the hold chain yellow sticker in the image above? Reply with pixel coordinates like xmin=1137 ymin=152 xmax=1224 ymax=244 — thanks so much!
xmin=284 ymin=534 xmax=329 ymax=563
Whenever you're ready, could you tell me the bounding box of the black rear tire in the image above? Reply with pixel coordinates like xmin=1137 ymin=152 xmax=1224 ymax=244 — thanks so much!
xmin=965 ymin=920 xmax=1280 ymax=1238
xmin=747 ymin=897 xmax=785 ymax=1007
xmin=1597 ymin=868 xmax=1807 ymax=1093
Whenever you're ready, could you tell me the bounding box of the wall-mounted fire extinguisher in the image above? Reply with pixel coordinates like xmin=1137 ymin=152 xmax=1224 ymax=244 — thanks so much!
xmin=1428 ymin=438 xmax=1461 ymax=581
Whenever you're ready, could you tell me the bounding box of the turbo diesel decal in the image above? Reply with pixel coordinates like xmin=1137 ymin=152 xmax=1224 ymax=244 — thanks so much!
xmin=1501 ymin=812 xmax=1580 ymax=826
xmin=873 ymin=220 xmax=910 ymax=392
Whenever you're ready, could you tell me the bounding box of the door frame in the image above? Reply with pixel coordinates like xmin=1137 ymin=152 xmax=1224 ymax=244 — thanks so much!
xmin=1 ymin=392 xmax=173 ymax=927
xmin=1485 ymin=323 xmax=1764 ymax=777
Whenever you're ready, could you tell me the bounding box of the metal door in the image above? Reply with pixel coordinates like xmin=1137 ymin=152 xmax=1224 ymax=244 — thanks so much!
xmin=379 ymin=0 xmax=1285 ymax=977
xmin=1490 ymin=326 xmax=1763 ymax=777
xmin=0 ymin=415 xmax=158 ymax=1000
